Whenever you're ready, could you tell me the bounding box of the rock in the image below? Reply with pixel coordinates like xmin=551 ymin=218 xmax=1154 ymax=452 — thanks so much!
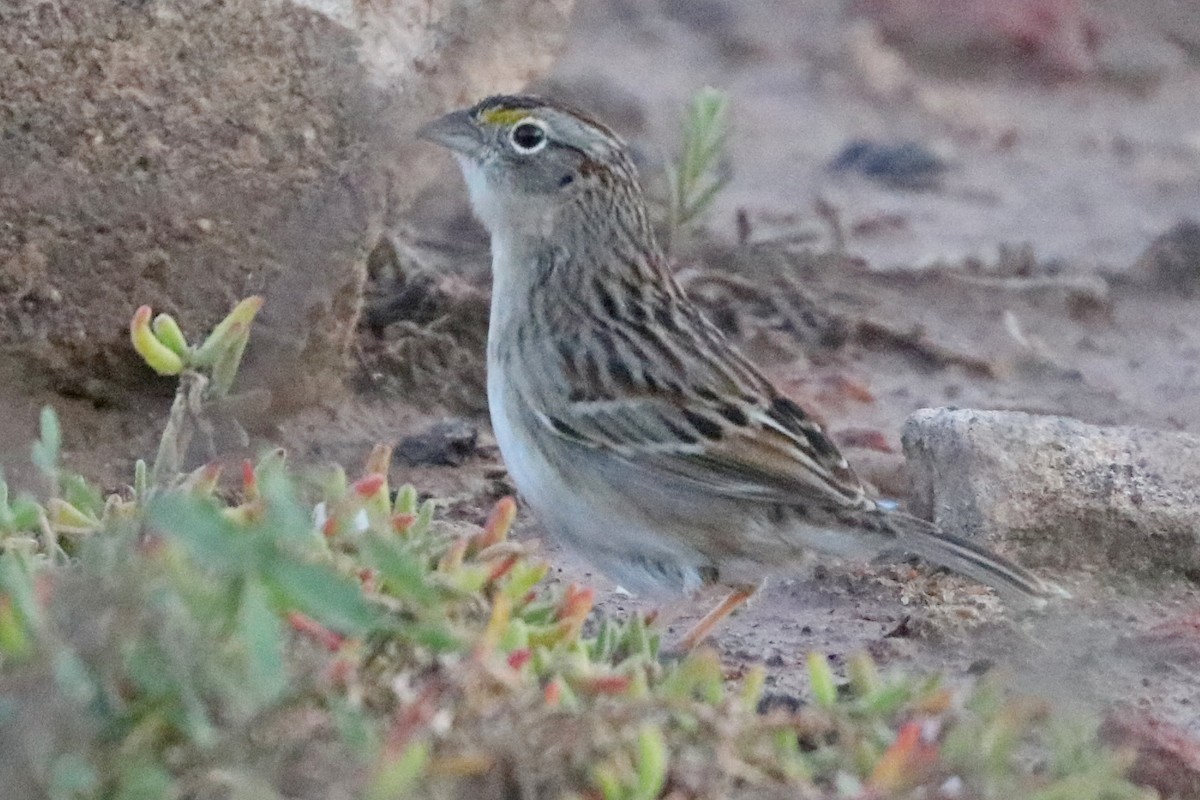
xmin=1100 ymin=710 xmax=1200 ymax=800
xmin=901 ymin=409 xmax=1200 ymax=575
xmin=1117 ymin=612 xmax=1200 ymax=670
xmin=0 ymin=0 xmax=574 ymax=416
xmin=1094 ymin=0 xmax=1200 ymax=64
xmin=1134 ymin=220 xmax=1200 ymax=295
xmin=850 ymin=0 xmax=1101 ymax=78
xmin=395 ymin=419 xmax=480 ymax=467
xmin=1094 ymin=21 xmax=1186 ymax=90
xmin=829 ymin=140 xmax=947 ymax=190
xmin=756 ymin=692 xmax=804 ymax=716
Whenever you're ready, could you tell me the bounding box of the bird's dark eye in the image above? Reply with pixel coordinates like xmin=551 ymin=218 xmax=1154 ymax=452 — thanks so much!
xmin=509 ymin=119 xmax=547 ymax=154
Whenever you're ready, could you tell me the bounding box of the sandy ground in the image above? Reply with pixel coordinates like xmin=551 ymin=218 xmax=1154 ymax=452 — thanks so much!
xmin=10 ymin=0 xmax=1200 ymax=740
xmin=394 ymin=0 xmax=1200 ymax=735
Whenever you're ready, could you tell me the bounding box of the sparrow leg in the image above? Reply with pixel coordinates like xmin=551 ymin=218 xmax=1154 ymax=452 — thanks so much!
xmin=676 ymin=584 xmax=758 ymax=652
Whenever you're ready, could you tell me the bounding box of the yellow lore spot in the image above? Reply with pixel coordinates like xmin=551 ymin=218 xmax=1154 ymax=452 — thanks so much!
xmin=478 ymin=106 xmax=533 ymax=127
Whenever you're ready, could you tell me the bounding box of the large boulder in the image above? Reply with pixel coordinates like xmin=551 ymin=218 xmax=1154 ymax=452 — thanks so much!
xmin=0 ymin=0 xmax=573 ymax=416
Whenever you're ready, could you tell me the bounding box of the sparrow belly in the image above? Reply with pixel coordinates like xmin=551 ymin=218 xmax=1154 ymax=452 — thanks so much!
xmin=486 ymin=361 xmax=709 ymax=598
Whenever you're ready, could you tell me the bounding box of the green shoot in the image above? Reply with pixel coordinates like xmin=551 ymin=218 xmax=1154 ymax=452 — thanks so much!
xmin=664 ymin=86 xmax=731 ymax=254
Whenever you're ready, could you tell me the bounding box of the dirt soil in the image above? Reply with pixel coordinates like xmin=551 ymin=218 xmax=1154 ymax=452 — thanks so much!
xmin=11 ymin=0 xmax=1200 ymax=740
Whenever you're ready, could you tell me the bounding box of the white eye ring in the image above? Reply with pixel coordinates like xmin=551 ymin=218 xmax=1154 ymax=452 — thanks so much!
xmin=508 ymin=118 xmax=548 ymax=154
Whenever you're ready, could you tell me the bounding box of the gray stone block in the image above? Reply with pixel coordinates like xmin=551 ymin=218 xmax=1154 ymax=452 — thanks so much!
xmin=901 ymin=408 xmax=1200 ymax=576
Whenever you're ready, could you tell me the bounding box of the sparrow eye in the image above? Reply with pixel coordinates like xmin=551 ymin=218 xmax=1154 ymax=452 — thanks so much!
xmin=509 ymin=119 xmax=548 ymax=154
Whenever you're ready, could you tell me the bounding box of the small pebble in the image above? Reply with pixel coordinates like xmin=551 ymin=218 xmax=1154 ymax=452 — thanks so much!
xmin=829 ymin=139 xmax=947 ymax=190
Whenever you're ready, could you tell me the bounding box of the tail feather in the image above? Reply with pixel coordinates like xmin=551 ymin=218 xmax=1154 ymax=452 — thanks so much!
xmin=883 ymin=512 xmax=1069 ymax=605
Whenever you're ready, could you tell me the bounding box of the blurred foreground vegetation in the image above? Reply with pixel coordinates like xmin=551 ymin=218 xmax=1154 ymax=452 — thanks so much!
xmin=0 ymin=298 xmax=1155 ymax=799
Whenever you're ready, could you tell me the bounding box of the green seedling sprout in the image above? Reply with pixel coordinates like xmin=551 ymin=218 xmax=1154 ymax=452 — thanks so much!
xmin=0 ymin=593 xmax=31 ymax=659
xmin=0 ymin=474 xmax=43 ymax=539
xmin=591 ymin=725 xmax=670 ymax=800
xmin=31 ymin=406 xmax=61 ymax=480
xmin=367 ymin=740 xmax=430 ymax=800
xmin=130 ymin=306 xmax=184 ymax=376
xmin=129 ymin=297 xmax=264 ymax=484
xmin=847 ymin=650 xmax=881 ymax=697
xmin=740 ymin=663 xmax=766 ymax=713
xmin=151 ymin=313 xmax=188 ymax=357
xmin=635 ymin=725 xmax=669 ymax=800
xmin=664 ymin=86 xmax=731 ymax=254
xmin=807 ymin=651 xmax=838 ymax=708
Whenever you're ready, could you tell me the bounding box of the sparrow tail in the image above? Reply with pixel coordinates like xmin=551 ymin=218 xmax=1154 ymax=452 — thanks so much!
xmin=884 ymin=512 xmax=1069 ymax=605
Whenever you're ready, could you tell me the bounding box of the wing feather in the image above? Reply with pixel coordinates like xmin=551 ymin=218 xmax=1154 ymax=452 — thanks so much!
xmin=522 ymin=276 xmax=871 ymax=510
xmin=533 ymin=331 xmax=869 ymax=509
